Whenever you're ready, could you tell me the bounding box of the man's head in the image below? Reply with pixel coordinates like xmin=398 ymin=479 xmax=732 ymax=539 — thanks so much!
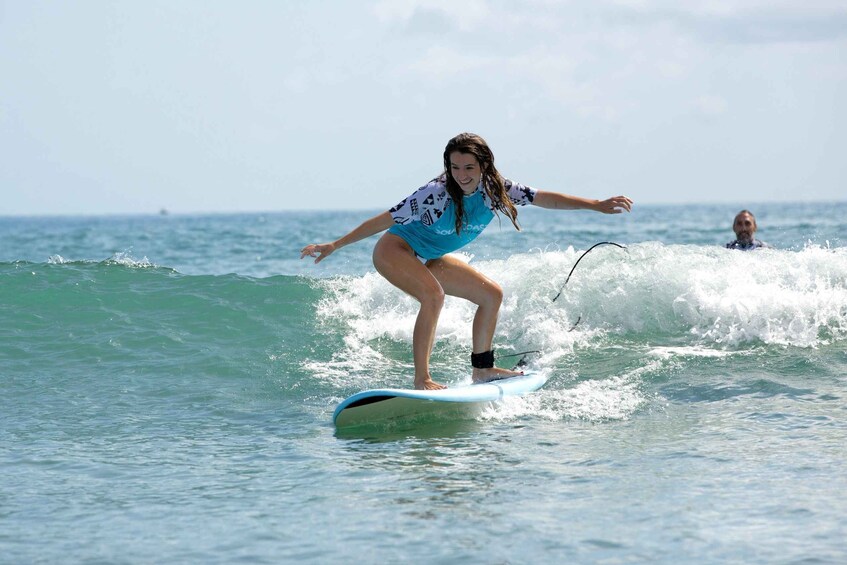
xmin=733 ymin=210 xmax=758 ymax=244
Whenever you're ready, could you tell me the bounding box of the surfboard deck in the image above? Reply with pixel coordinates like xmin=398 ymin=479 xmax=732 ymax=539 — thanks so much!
xmin=333 ymin=371 xmax=548 ymax=429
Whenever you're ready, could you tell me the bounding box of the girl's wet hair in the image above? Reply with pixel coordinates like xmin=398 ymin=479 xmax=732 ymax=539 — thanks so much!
xmin=442 ymin=133 xmax=520 ymax=235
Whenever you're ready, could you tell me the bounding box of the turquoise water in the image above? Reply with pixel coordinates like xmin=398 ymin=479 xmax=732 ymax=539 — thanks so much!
xmin=2 ymin=203 xmax=846 ymax=563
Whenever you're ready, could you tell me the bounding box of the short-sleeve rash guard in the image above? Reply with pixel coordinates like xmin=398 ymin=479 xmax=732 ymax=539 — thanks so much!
xmin=387 ymin=177 xmax=536 ymax=260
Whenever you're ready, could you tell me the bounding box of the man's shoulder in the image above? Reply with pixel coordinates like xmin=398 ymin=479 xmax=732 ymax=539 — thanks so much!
xmin=725 ymin=239 xmax=770 ymax=250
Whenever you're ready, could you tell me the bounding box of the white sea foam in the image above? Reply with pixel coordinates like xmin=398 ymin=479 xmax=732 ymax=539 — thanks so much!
xmin=308 ymin=243 xmax=847 ymax=399
xmin=647 ymin=346 xmax=740 ymax=359
xmin=316 ymin=243 xmax=847 ymax=358
xmin=541 ymin=374 xmax=646 ymax=421
xmin=478 ymin=368 xmax=648 ymax=423
xmin=45 ymin=252 xmax=156 ymax=269
xmin=104 ymin=252 xmax=155 ymax=268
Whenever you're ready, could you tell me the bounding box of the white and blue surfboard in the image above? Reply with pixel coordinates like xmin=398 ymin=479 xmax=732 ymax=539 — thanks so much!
xmin=333 ymin=371 xmax=548 ymax=429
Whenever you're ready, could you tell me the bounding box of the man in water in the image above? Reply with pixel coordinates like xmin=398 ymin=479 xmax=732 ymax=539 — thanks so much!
xmin=726 ymin=210 xmax=770 ymax=250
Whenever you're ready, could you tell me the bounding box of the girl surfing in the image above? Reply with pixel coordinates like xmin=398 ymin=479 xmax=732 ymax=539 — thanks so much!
xmin=301 ymin=133 xmax=632 ymax=390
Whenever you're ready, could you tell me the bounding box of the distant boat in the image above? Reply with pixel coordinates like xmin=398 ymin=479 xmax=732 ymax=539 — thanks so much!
xmin=159 ymin=208 xmax=169 ymax=216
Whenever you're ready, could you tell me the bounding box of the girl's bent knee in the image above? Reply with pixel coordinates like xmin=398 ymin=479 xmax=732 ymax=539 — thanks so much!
xmin=420 ymin=287 xmax=445 ymax=311
xmin=484 ymin=282 xmax=503 ymax=307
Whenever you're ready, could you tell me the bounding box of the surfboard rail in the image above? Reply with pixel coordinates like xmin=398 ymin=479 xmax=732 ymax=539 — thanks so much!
xmin=333 ymin=371 xmax=548 ymax=428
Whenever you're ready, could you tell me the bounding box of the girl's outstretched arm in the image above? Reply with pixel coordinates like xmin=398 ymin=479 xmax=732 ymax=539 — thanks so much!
xmin=532 ymin=191 xmax=633 ymax=214
xmin=300 ymin=211 xmax=395 ymax=264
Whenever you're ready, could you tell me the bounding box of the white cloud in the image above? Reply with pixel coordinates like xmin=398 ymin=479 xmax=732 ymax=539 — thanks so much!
xmin=405 ymin=44 xmax=497 ymax=77
xmin=372 ymin=0 xmax=491 ymax=31
xmin=692 ymin=95 xmax=729 ymax=117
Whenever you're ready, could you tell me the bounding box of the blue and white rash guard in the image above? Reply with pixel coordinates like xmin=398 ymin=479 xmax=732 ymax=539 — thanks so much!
xmin=387 ymin=176 xmax=536 ymax=260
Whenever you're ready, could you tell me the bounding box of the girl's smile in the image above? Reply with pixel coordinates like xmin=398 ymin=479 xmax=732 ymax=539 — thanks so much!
xmin=449 ymin=151 xmax=482 ymax=194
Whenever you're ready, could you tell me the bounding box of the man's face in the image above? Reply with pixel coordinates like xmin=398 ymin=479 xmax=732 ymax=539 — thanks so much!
xmin=733 ymin=213 xmax=757 ymax=243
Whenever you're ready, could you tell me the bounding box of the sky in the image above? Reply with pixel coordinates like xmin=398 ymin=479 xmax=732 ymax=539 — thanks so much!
xmin=1 ymin=0 xmax=845 ymax=216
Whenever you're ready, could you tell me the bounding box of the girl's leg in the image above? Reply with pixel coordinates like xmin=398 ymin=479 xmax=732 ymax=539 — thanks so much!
xmin=372 ymin=233 xmax=446 ymax=390
xmin=427 ymin=255 xmax=523 ymax=383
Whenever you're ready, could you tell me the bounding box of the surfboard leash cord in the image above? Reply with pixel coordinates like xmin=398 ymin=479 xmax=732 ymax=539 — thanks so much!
xmin=507 ymin=240 xmax=628 ymax=369
xmin=551 ymin=241 xmax=628 ymax=302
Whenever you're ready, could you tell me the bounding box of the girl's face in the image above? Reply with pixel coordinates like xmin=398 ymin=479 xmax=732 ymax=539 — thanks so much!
xmin=449 ymin=151 xmax=483 ymax=194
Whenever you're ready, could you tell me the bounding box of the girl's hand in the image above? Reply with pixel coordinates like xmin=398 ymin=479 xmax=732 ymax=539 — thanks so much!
xmin=596 ymin=195 xmax=633 ymax=214
xmin=300 ymin=242 xmax=336 ymax=264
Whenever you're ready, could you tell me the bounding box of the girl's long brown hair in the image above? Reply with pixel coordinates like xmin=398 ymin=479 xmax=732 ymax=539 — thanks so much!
xmin=443 ymin=133 xmax=520 ymax=235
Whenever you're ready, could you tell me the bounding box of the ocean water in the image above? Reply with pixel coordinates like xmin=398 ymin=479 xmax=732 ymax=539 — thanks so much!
xmin=1 ymin=202 xmax=846 ymax=564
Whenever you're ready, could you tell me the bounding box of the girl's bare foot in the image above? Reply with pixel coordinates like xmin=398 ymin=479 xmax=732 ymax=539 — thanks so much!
xmin=415 ymin=377 xmax=447 ymax=390
xmin=472 ymin=366 xmax=524 ymax=384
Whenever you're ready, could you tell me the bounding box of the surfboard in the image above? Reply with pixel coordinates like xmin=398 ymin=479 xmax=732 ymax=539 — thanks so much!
xmin=333 ymin=371 xmax=548 ymax=429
